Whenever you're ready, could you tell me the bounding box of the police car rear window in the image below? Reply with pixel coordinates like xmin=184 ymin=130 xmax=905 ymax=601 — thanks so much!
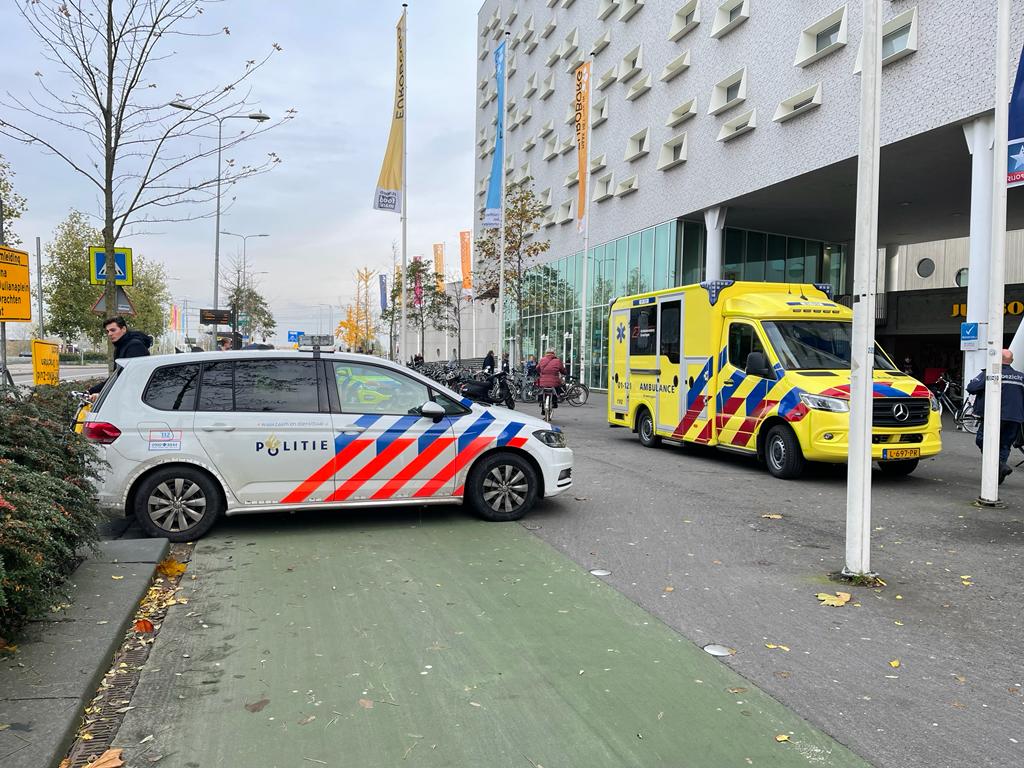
xmin=143 ymin=364 xmax=200 ymax=411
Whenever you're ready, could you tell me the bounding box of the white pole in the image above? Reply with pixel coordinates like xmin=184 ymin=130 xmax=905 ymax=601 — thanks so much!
xmin=578 ymin=60 xmax=592 ymax=388
xmin=497 ymin=31 xmax=510 ymax=362
xmin=399 ymin=3 xmax=409 ymax=364
xmin=963 ymin=117 xmax=995 ymax=394
xmin=979 ymin=0 xmax=1011 ymax=504
xmin=844 ymin=0 xmax=883 ymax=577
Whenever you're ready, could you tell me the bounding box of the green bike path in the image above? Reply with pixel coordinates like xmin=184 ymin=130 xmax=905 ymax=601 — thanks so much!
xmin=114 ymin=511 xmax=869 ymax=767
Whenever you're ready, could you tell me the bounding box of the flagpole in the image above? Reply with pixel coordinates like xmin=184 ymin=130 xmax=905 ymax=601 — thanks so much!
xmin=579 ymin=61 xmax=592 ymax=388
xmin=497 ymin=30 xmax=510 ymax=362
xmin=399 ymin=3 xmax=409 ymax=365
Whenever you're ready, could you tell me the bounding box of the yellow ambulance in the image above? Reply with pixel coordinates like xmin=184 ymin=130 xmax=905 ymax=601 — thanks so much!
xmin=607 ymin=280 xmax=942 ymax=478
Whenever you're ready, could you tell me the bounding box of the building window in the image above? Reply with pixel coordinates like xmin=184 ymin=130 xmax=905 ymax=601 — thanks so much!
xmin=660 ymin=50 xmax=691 ymax=83
xmin=619 ymin=45 xmax=643 ymax=83
xmin=708 ymin=68 xmax=746 ymax=115
xmin=773 ymin=83 xmax=823 ymax=123
xmin=626 ymin=74 xmax=653 ymax=101
xmin=717 ymin=108 xmax=756 ymax=141
xmin=795 ymin=6 xmax=848 ymax=67
xmin=816 ymin=21 xmax=842 ymax=51
xmin=669 ymin=1 xmax=700 ymax=41
xmin=955 ymin=268 xmax=969 ymax=287
xmin=625 ymin=128 xmax=650 ymax=161
xmin=657 ymin=133 xmax=688 ymax=171
xmin=882 ymin=23 xmax=913 ymax=60
xmin=855 ymin=7 xmax=919 ymax=72
xmin=667 ymin=97 xmax=698 ymax=127
xmin=916 ymin=257 xmax=935 ymax=278
xmin=711 ymin=0 xmax=749 ymax=39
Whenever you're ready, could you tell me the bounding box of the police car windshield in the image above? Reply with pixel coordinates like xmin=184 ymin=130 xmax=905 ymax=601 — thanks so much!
xmin=763 ymin=321 xmax=896 ymax=371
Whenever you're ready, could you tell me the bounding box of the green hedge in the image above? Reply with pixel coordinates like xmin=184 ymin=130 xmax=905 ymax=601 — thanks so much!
xmin=0 ymin=383 xmax=107 ymax=637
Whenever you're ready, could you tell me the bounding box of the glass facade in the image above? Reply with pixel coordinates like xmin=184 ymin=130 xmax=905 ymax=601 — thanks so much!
xmin=511 ymin=219 xmax=847 ymax=389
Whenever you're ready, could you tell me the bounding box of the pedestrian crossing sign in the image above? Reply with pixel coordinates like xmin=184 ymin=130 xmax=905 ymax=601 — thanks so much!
xmin=88 ymin=246 xmax=133 ymax=286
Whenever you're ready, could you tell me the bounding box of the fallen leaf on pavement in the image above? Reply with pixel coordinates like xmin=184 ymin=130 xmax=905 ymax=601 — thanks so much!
xmin=816 ymin=592 xmax=851 ymax=607
xmin=156 ymin=559 xmax=186 ymax=578
xmin=663 ymin=586 xmax=675 ymax=593
xmin=84 ymin=751 xmax=124 ymax=768
xmin=111 ymin=575 xmax=124 ymax=580
xmin=727 ymin=687 xmax=748 ymax=694
xmin=889 ymin=659 xmax=901 ymax=668
xmin=775 ymin=734 xmax=791 ymax=743
xmin=245 ymin=698 xmax=270 ymax=713
xmin=298 ymin=715 xmax=316 ymax=725
xmin=134 ymin=619 xmax=155 ymax=633
xmin=358 ymin=698 xmax=374 ymax=709
xmin=761 ymin=513 xmax=783 ymax=520
xmin=953 ymin=675 xmax=966 ymax=684
xmin=765 ymin=643 xmax=791 ymax=652
xmin=0 ymin=640 xmax=17 ymax=654
xmin=139 ymin=735 xmax=153 ymax=744
xmin=0 ymin=724 xmax=8 ymax=731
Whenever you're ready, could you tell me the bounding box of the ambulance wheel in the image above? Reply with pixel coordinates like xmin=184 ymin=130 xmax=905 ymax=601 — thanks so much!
xmin=764 ymin=425 xmax=805 ymax=479
xmin=466 ymin=452 xmax=538 ymax=522
xmin=878 ymin=458 xmax=919 ymax=476
xmin=133 ymin=466 xmax=223 ymax=542
xmin=637 ymin=409 xmax=662 ymax=448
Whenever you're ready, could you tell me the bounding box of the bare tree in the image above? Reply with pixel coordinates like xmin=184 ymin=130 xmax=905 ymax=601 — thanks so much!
xmin=0 ymin=0 xmax=295 ymax=360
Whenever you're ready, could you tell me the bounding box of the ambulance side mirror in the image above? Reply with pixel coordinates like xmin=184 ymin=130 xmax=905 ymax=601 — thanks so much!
xmin=745 ymin=352 xmax=772 ymax=379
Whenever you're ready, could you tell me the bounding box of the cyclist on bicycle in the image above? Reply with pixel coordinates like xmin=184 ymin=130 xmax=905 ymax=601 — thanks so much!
xmin=536 ymin=349 xmax=566 ymax=412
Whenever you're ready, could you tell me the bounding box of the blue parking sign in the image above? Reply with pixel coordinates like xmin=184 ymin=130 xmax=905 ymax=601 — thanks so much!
xmin=287 ymin=330 xmax=304 ymax=343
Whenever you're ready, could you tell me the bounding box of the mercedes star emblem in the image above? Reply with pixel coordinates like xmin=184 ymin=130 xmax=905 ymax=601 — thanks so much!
xmin=892 ymin=403 xmax=910 ymax=422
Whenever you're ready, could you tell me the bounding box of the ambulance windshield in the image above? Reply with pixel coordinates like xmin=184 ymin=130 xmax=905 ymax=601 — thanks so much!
xmin=763 ymin=321 xmax=896 ymax=371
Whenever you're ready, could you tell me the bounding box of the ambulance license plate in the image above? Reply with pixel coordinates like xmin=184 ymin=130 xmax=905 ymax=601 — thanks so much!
xmin=881 ymin=447 xmax=920 ymax=460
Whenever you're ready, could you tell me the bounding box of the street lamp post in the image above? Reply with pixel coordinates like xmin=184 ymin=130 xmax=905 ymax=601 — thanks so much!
xmin=167 ymin=102 xmax=270 ymax=311
xmin=221 ymin=231 xmax=269 ymax=291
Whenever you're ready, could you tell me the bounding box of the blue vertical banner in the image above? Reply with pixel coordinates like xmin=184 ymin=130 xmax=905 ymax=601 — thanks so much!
xmin=1007 ymin=45 xmax=1024 ymax=188
xmin=379 ymin=273 xmax=388 ymax=313
xmin=482 ymin=40 xmax=506 ymax=228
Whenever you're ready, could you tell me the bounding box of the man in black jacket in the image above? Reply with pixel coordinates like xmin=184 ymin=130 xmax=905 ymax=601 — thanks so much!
xmin=87 ymin=316 xmax=152 ymax=397
xmin=966 ymin=349 xmax=1024 ymax=483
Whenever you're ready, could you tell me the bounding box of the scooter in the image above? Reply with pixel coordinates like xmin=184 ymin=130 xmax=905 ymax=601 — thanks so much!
xmin=459 ymin=371 xmax=516 ymax=410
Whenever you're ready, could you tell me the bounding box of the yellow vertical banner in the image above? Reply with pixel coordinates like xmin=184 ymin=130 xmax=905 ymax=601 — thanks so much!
xmin=459 ymin=230 xmax=472 ymax=297
xmin=373 ymin=10 xmax=406 ymax=213
xmin=574 ymin=61 xmax=591 ymax=234
xmin=432 ymin=243 xmax=445 ymax=292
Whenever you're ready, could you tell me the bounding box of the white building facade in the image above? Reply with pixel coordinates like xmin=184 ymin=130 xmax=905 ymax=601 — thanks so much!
xmin=472 ymin=0 xmax=1024 ymax=387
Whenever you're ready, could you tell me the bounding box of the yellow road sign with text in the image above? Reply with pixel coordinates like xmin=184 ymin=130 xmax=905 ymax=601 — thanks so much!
xmin=0 ymin=245 xmax=32 ymax=322
xmin=32 ymin=339 xmax=60 ymax=386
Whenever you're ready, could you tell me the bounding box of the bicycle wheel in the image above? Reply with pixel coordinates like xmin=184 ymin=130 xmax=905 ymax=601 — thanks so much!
xmin=542 ymin=391 xmax=553 ymax=422
xmin=568 ymin=382 xmax=589 ymax=406
xmin=957 ymin=403 xmax=981 ymax=434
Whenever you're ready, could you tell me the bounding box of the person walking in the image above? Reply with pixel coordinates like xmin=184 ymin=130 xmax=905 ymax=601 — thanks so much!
xmin=536 ymin=348 xmax=567 ymax=412
xmin=500 ymin=352 xmax=510 ymax=374
xmin=482 ymin=349 xmax=495 ymax=375
xmin=88 ymin=316 xmax=152 ymax=397
xmin=966 ymin=348 xmax=1024 ymax=483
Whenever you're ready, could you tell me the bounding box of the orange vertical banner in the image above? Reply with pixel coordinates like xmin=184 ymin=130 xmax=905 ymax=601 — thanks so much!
xmin=574 ymin=60 xmax=591 ymax=234
xmin=459 ymin=231 xmax=472 ymax=297
xmin=432 ymin=243 xmax=445 ymax=291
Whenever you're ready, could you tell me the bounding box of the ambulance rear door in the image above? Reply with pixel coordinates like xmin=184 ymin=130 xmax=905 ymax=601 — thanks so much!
xmin=610 ymin=306 xmax=630 ymax=416
xmin=655 ymin=293 xmax=686 ymax=433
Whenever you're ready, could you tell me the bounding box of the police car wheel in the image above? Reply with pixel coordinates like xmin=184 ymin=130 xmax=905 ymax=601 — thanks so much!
xmin=467 ymin=452 xmax=538 ymax=522
xmin=637 ymin=409 xmax=661 ymax=448
xmin=134 ymin=466 xmax=222 ymax=542
xmin=878 ymin=458 xmax=919 ymax=476
xmin=764 ymin=425 xmax=805 ymax=479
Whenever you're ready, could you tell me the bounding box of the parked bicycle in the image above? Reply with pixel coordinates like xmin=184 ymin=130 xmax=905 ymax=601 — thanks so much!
xmin=70 ymin=390 xmax=92 ymax=434
xmin=928 ymin=372 xmax=980 ymax=433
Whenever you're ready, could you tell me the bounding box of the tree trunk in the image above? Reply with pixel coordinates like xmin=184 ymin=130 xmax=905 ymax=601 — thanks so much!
xmin=102 ymin=0 xmax=117 ymax=368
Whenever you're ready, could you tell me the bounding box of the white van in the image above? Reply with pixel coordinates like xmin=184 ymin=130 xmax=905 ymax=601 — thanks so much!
xmin=84 ymin=351 xmax=574 ymax=541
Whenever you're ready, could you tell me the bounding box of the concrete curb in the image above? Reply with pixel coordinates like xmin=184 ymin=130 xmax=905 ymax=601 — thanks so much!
xmin=0 ymin=537 xmax=168 ymax=768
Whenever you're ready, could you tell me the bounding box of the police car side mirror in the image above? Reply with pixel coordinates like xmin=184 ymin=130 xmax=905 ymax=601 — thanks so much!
xmin=419 ymin=401 xmax=446 ymax=423
xmin=745 ymin=352 xmax=772 ymax=379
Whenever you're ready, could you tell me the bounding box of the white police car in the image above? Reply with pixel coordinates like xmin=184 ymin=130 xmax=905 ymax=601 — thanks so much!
xmin=83 ymin=349 xmax=573 ymax=541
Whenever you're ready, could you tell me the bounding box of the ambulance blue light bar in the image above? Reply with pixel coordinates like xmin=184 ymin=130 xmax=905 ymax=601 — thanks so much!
xmin=813 ymin=283 xmax=834 ymax=299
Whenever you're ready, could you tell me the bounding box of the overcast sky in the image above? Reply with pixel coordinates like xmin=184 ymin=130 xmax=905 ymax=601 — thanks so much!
xmin=0 ymin=0 xmax=479 ymax=343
